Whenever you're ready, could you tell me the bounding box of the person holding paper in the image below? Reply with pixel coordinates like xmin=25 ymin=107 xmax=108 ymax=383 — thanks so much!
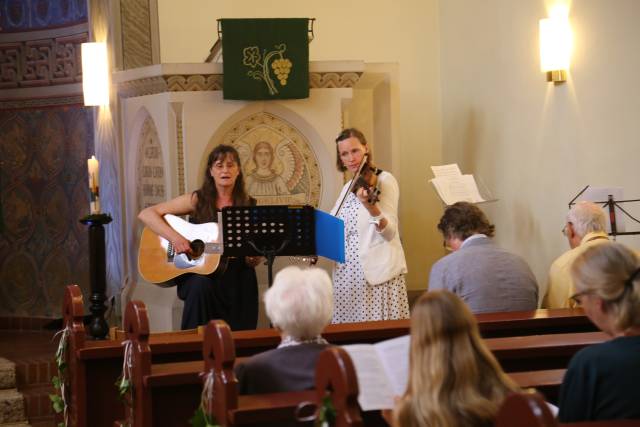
xmin=138 ymin=145 xmax=260 ymax=330
xmin=542 ymin=201 xmax=609 ymax=308
xmin=235 ymin=265 xmax=332 ymax=394
xmin=429 ymin=202 xmax=538 ymax=313
xmin=384 ymin=290 xmax=519 ymax=427
xmin=558 ymin=242 xmax=640 ymax=422
xmin=330 ymin=128 xmax=409 ymax=323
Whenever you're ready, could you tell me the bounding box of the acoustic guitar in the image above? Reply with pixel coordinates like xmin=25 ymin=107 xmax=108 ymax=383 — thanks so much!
xmin=138 ymin=214 xmax=223 ymax=284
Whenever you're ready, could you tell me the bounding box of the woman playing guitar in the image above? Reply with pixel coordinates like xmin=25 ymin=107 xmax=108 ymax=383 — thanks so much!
xmin=138 ymin=145 xmax=260 ymax=330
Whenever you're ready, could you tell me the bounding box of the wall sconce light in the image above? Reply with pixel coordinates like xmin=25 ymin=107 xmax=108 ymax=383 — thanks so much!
xmin=81 ymin=42 xmax=109 ymax=106
xmin=539 ymin=5 xmax=572 ymax=83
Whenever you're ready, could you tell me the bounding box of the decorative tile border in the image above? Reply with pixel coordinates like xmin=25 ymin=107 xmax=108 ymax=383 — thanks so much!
xmin=0 ymin=32 xmax=87 ymax=89
xmin=171 ymin=102 xmax=186 ymax=195
xmin=0 ymin=94 xmax=83 ymax=110
xmin=117 ymin=71 xmax=363 ymax=99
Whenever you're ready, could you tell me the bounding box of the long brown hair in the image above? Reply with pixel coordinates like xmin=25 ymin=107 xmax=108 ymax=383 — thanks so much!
xmin=192 ymin=144 xmax=251 ymax=222
xmin=395 ymin=291 xmax=518 ymax=427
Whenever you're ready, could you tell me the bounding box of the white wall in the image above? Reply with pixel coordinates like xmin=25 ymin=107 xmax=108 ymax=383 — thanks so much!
xmin=157 ymin=0 xmax=443 ymax=291
xmin=439 ymin=0 xmax=640 ymax=286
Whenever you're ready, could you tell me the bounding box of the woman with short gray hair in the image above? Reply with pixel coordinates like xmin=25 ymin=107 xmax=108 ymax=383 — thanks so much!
xmin=235 ymin=266 xmax=333 ymax=394
xmin=558 ymin=242 xmax=640 ymax=422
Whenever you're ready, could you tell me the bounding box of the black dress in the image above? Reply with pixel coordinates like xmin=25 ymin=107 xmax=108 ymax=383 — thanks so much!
xmin=174 ymin=201 xmax=258 ymax=331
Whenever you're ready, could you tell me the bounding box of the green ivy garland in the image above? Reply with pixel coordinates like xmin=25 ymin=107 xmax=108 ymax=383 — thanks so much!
xmin=189 ymin=369 xmax=220 ymax=427
xmin=316 ymin=395 xmax=337 ymax=427
xmin=115 ymin=339 xmax=134 ymax=427
xmin=49 ymin=327 xmax=70 ymax=427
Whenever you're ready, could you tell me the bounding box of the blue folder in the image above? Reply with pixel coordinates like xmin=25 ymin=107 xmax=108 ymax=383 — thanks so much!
xmin=314 ymin=209 xmax=345 ymax=263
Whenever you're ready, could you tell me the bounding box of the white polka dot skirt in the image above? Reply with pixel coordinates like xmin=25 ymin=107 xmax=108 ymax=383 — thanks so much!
xmin=332 ymin=193 xmax=410 ymax=323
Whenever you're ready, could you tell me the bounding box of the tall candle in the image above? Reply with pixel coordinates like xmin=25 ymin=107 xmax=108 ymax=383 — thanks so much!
xmin=88 ymin=156 xmax=100 ymax=214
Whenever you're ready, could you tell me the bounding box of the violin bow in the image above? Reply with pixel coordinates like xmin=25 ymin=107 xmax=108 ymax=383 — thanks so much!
xmin=334 ymin=154 xmax=368 ymax=217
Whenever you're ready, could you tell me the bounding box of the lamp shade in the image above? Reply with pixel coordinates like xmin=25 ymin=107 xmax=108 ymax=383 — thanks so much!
xmin=81 ymin=42 xmax=109 ymax=106
xmin=539 ymin=8 xmax=572 ymax=73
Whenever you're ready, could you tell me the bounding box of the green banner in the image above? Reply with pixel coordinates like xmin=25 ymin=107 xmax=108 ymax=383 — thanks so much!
xmin=221 ymin=18 xmax=309 ymax=100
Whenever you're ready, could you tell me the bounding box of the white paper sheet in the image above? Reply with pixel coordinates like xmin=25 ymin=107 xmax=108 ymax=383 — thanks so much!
xmin=341 ymin=344 xmax=396 ymax=410
xmin=431 ymin=163 xmax=462 ymax=178
xmin=374 ymin=335 xmax=410 ymax=397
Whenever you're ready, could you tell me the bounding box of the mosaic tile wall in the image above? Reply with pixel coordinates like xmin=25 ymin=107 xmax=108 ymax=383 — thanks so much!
xmin=0 ymin=0 xmax=87 ymax=32
xmin=0 ymin=106 xmax=94 ymax=317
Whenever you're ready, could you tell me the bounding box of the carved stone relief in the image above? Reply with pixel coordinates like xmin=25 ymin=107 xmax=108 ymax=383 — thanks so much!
xmin=136 ymin=115 xmax=165 ymax=213
xmin=117 ymin=72 xmax=362 ymax=99
xmin=0 ymin=31 xmax=87 ymax=89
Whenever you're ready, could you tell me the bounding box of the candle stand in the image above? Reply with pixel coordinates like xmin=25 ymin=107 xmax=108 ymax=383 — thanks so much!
xmin=80 ymin=213 xmax=112 ymax=340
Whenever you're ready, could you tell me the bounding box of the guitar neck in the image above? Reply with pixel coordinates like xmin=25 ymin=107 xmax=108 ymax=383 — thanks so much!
xmin=205 ymin=243 xmax=223 ymax=254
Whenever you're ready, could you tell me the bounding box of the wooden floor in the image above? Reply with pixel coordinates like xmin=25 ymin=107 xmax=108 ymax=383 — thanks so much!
xmin=0 ymin=321 xmax=58 ymax=427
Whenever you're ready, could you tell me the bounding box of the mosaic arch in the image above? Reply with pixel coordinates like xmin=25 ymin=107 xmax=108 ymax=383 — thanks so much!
xmin=219 ymin=112 xmax=321 ymax=207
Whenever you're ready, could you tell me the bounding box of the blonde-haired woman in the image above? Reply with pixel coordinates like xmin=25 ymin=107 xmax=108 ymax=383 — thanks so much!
xmin=384 ymin=290 xmax=518 ymax=427
xmin=558 ymin=242 xmax=640 ymax=422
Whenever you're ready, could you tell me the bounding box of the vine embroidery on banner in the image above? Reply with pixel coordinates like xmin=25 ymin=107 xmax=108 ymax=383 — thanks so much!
xmin=242 ymin=44 xmax=293 ymax=95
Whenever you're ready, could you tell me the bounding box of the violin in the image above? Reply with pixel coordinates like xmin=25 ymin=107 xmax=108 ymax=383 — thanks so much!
xmin=334 ymin=154 xmax=382 ymax=217
xmin=352 ymin=162 xmax=381 ymax=204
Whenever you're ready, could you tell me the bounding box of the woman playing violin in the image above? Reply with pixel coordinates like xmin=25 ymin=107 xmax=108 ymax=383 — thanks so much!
xmin=330 ymin=128 xmax=409 ymax=323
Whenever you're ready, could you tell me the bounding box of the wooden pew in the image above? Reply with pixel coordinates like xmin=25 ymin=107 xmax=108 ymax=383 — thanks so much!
xmin=60 ymin=284 xmax=595 ymax=427
xmin=62 ymin=284 xmax=90 ymax=427
xmin=113 ymin=300 xmax=201 ymax=427
xmin=203 ymin=319 xmax=363 ymax=427
xmin=508 ymin=369 xmax=565 ymax=403
xmin=62 ymin=286 xmax=203 ymax=427
xmin=495 ymin=392 xmax=640 ymax=427
xmin=231 ymin=308 xmax=595 ymax=356
xmin=488 ymin=331 xmax=608 ymax=372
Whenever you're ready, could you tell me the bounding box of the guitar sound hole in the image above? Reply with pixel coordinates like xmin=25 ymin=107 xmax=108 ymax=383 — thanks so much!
xmin=189 ymin=240 xmax=205 ymax=259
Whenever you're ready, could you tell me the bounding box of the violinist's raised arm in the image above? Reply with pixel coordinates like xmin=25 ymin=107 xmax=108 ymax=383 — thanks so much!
xmin=329 ymin=128 xmax=409 ymax=324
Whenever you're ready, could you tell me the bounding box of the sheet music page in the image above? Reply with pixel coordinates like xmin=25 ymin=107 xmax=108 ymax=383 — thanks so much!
xmin=430 ymin=175 xmax=485 ymax=205
xmin=460 ymin=175 xmax=485 ymax=203
xmin=374 ymin=335 xmax=410 ymax=397
xmin=341 ymin=344 xmax=395 ymax=411
xmin=431 ymin=163 xmax=462 ymax=178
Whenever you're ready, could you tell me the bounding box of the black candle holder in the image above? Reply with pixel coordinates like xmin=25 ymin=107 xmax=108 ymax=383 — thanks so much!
xmin=80 ymin=213 xmax=112 ymax=340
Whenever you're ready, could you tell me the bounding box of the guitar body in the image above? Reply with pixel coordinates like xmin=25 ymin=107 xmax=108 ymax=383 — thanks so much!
xmin=138 ymin=215 xmax=222 ymax=284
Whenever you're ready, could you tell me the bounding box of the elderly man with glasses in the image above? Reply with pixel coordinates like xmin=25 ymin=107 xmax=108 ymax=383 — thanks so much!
xmin=542 ymin=201 xmax=609 ymax=308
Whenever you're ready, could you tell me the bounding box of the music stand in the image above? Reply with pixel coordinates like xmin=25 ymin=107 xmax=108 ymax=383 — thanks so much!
xmin=220 ymin=205 xmax=315 ymax=287
xmin=568 ymin=185 xmax=640 ymax=238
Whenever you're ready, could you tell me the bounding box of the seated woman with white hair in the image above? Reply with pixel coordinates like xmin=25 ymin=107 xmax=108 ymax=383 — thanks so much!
xmin=235 ymin=265 xmax=333 ymax=394
xmin=558 ymin=242 xmax=640 ymax=422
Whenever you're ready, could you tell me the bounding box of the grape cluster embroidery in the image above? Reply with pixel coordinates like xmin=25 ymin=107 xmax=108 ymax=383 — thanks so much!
xmin=242 ymin=43 xmax=293 ymax=95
